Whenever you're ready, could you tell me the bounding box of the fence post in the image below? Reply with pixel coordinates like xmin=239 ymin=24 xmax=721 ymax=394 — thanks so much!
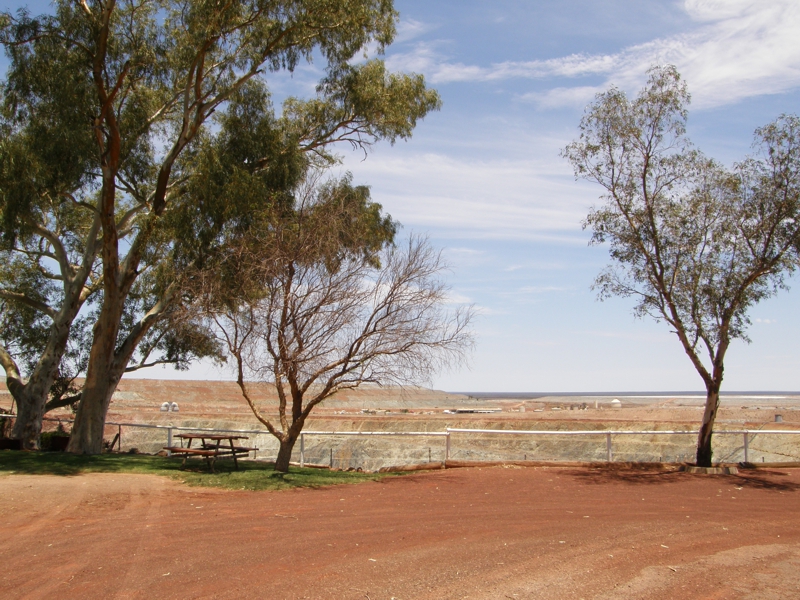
xmin=117 ymin=425 xmax=122 ymax=453
xmin=445 ymin=432 xmax=451 ymax=462
xmin=300 ymin=433 xmax=305 ymax=468
xmin=167 ymin=427 xmax=173 ymax=456
xmin=743 ymin=432 xmax=749 ymax=463
xmin=606 ymin=433 xmax=612 ymax=462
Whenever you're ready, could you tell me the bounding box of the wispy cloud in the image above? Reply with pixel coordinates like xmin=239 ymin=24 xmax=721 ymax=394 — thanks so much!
xmin=582 ymin=329 xmax=669 ymax=342
xmin=472 ymin=305 xmax=505 ymax=316
xmin=388 ymin=46 xmax=618 ymax=84
xmin=445 ymin=247 xmax=485 ymax=258
xmin=518 ymin=285 xmax=571 ymax=294
xmin=519 ymin=86 xmax=604 ymax=110
xmin=390 ymin=1 xmax=800 ymax=110
xmin=442 ymin=291 xmax=502 ymax=317
xmin=395 ymin=18 xmax=435 ymax=43
xmin=446 ymin=291 xmax=473 ymax=305
xmin=342 ymin=152 xmax=593 ymax=239
xmin=503 ymin=260 xmax=570 ymax=272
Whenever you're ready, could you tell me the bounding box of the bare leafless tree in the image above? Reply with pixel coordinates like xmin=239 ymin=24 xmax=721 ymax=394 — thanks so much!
xmin=199 ymin=176 xmax=473 ymax=472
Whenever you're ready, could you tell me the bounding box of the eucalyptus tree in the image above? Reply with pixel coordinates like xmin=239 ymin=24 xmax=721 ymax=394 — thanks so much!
xmin=1 ymin=0 xmax=440 ymax=453
xmin=564 ymin=65 xmax=800 ymax=467
xmin=200 ymin=173 xmax=473 ymax=472
xmin=0 ymin=38 xmax=101 ymax=447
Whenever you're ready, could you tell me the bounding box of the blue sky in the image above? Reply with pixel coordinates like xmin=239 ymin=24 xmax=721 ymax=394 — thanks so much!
xmin=4 ymin=1 xmax=800 ymax=392
xmin=345 ymin=0 xmax=800 ymax=393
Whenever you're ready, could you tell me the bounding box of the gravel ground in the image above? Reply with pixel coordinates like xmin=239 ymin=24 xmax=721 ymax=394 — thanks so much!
xmin=2 ymin=465 xmax=799 ymax=599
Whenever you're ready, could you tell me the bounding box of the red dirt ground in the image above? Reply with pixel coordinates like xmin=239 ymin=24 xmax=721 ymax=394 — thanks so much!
xmin=2 ymin=466 xmax=800 ymax=599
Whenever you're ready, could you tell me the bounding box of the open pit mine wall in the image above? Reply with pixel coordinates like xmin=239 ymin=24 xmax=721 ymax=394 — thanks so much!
xmin=3 ymin=380 xmax=799 ymax=469
xmin=100 ymin=416 xmax=800 ymax=470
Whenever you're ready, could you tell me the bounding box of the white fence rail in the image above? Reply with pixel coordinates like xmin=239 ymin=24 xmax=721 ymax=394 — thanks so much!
xmin=2 ymin=414 xmax=799 ymax=467
xmin=444 ymin=427 xmax=800 ymax=464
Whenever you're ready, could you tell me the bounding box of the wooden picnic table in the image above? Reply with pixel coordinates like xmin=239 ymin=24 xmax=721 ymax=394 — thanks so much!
xmin=164 ymin=433 xmax=257 ymax=472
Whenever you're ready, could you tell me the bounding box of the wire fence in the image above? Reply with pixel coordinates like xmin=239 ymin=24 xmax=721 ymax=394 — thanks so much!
xmin=2 ymin=414 xmax=799 ymax=469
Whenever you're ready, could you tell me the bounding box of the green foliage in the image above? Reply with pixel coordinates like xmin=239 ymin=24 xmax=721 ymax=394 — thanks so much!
xmin=0 ymin=451 xmax=397 ymax=491
xmin=39 ymin=429 xmax=70 ymax=451
xmin=288 ymin=172 xmax=398 ymax=268
xmin=198 ymin=169 xmax=398 ymax=313
xmin=116 ymin=276 xmax=224 ymax=372
xmin=0 ymin=6 xmax=97 ymax=245
xmin=285 ymin=59 xmax=442 ymax=158
xmin=167 ymin=81 xmax=307 ymax=271
xmin=0 ymin=256 xmax=91 ymax=409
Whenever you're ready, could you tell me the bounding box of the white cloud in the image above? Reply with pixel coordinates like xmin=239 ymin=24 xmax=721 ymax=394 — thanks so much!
xmin=343 ymin=152 xmax=593 ymax=239
xmin=447 ymin=247 xmax=484 ymax=256
xmin=503 ymin=260 xmax=571 ymax=273
xmin=628 ymin=0 xmax=800 ymax=108
xmin=446 ymin=291 xmax=473 ymax=305
xmin=581 ymin=329 xmax=669 ymax=342
xmin=388 ymin=47 xmax=619 ymax=84
xmin=395 ymin=18 xmax=435 ymax=43
xmin=518 ymin=285 xmax=571 ymax=294
xmin=389 ymin=1 xmax=800 ymax=110
xmin=519 ymin=86 xmax=603 ymax=109
xmin=385 ymin=41 xmax=442 ymax=74
xmin=684 ymin=0 xmax=760 ymax=21
xmin=471 ymin=305 xmax=505 ymax=316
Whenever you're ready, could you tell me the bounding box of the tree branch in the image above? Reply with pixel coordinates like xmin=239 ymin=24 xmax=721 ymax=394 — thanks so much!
xmin=0 ymin=289 xmax=56 ymax=320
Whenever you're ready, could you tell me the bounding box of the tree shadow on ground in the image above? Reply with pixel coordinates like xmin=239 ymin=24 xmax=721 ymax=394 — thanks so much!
xmin=731 ymin=470 xmax=800 ymax=492
xmin=565 ymin=466 xmax=800 ymax=492
xmin=375 ymin=469 xmax=457 ymax=487
xmin=0 ymin=451 xmax=175 ymax=476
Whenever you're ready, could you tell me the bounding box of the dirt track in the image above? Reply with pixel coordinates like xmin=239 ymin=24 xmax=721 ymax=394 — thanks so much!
xmin=2 ymin=466 xmax=800 ymax=599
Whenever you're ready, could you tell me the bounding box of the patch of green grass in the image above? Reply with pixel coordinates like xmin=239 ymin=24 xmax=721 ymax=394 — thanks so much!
xmin=0 ymin=451 xmax=398 ymax=491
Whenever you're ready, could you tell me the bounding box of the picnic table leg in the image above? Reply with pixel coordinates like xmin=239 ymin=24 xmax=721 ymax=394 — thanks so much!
xmin=229 ymin=438 xmax=240 ymax=470
xmin=210 ymin=439 xmax=220 ymax=473
xmin=183 ymin=436 xmax=192 ymax=468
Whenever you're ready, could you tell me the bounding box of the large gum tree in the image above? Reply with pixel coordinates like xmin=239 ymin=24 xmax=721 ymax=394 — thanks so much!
xmin=0 ymin=0 xmax=440 ymax=453
xmin=0 ymin=11 xmax=102 ymax=447
xmin=564 ymin=65 xmax=800 ymax=467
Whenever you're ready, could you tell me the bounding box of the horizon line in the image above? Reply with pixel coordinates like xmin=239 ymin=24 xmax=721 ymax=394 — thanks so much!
xmin=451 ymin=391 xmax=800 ymax=398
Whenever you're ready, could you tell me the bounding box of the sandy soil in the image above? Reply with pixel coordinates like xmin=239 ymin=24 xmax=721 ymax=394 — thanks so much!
xmin=2 ymin=466 xmax=799 ymax=599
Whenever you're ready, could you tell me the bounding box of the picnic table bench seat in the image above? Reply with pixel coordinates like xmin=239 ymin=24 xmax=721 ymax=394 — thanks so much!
xmin=164 ymin=446 xmax=218 ymax=457
xmin=199 ymin=444 xmax=258 ymax=454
